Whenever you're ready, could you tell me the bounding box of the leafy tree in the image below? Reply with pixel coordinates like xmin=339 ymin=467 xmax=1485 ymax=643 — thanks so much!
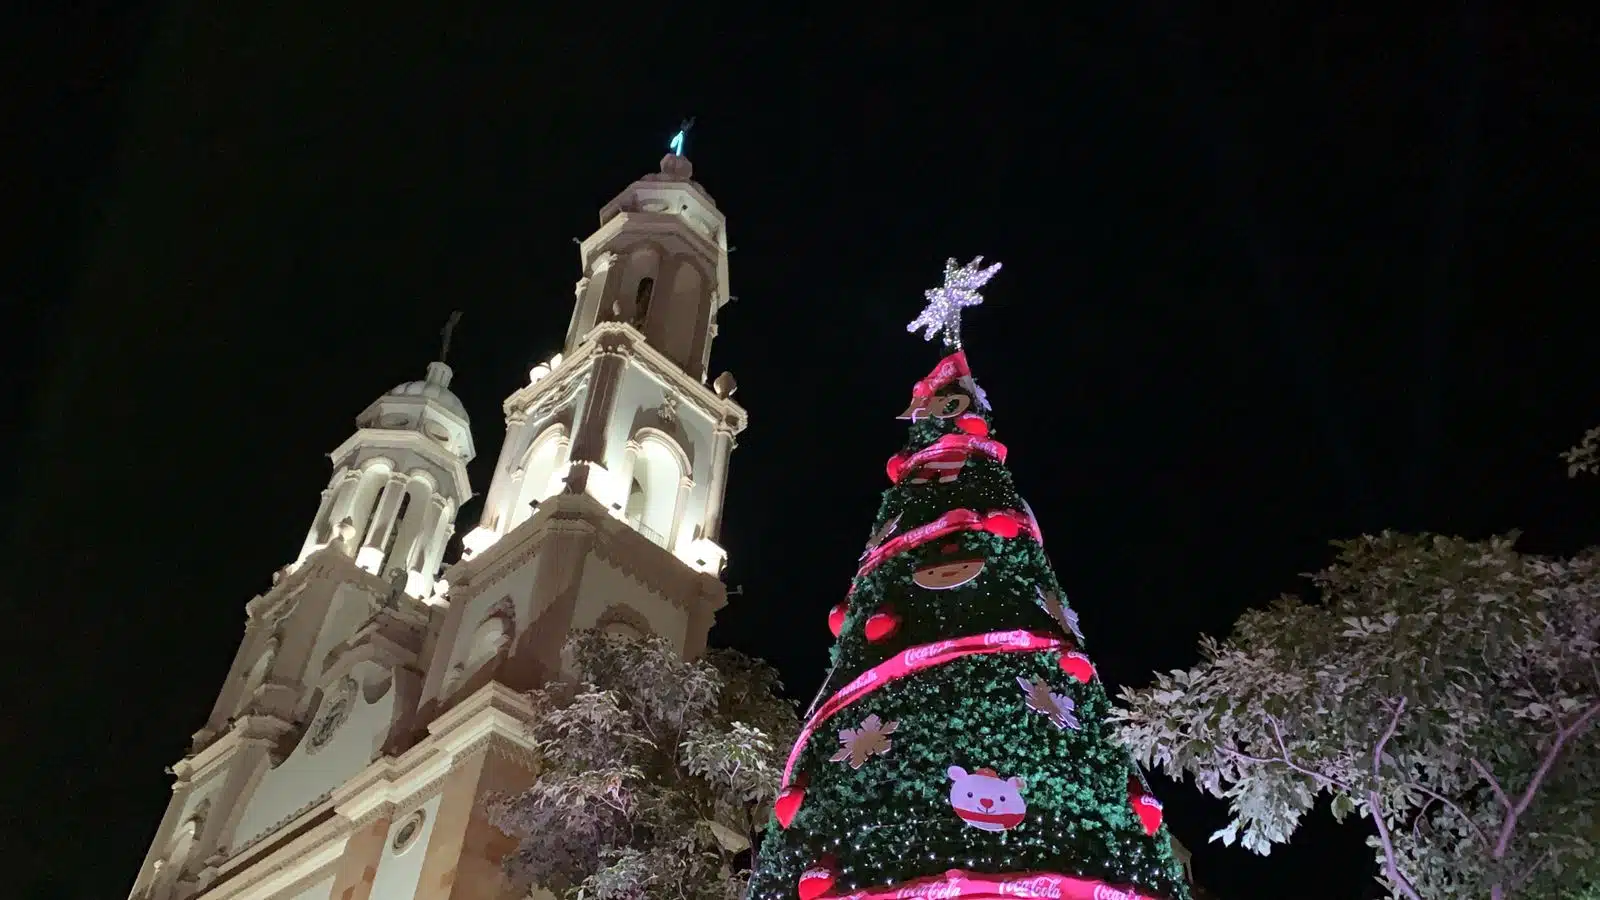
xmin=488 ymin=630 xmax=798 ymax=900
xmin=1115 ymin=439 xmax=1600 ymax=900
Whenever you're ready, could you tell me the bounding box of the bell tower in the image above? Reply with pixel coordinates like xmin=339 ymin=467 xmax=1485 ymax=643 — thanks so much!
xmin=442 ymin=142 xmax=745 ymax=704
xmin=126 ymin=138 xmax=748 ymax=900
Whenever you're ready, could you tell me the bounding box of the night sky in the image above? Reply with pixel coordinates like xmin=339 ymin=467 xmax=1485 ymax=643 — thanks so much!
xmin=5 ymin=6 xmax=1597 ymax=900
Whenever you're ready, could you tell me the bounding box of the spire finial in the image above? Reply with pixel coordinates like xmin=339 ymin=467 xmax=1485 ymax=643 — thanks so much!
xmin=438 ymin=310 xmax=463 ymax=362
xmin=668 ymin=117 xmax=695 ymax=156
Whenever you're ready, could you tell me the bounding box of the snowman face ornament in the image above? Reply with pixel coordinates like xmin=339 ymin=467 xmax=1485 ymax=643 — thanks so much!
xmin=913 ymin=543 xmax=985 ymax=590
xmin=947 ymin=766 xmax=1027 ymax=832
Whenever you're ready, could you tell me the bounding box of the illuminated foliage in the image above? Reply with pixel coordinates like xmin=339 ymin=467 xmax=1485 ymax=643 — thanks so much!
xmin=489 ymin=631 xmax=798 ymax=900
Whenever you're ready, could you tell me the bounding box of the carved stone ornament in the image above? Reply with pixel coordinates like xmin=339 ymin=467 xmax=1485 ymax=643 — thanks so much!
xmin=305 ymin=676 xmax=359 ymax=754
xmin=391 ymin=809 xmax=427 ymax=855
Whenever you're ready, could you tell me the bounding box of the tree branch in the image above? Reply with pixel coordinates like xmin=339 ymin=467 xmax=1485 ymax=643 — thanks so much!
xmin=1406 ymin=782 xmax=1490 ymax=848
xmin=1497 ymin=700 xmax=1600 ymax=855
xmin=1215 ymin=726 xmax=1360 ymax=796
xmin=1368 ymin=698 xmax=1424 ymax=900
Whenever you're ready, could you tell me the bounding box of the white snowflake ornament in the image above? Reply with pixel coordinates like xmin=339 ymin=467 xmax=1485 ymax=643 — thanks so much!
xmin=1037 ymin=586 xmax=1083 ymax=642
xmin=1018 ymin=676 xmax=1080 ymax=730
xmin=907 ymin=256 xmax=1003 ymax=348
xmin=830 ymin=714 xmax=899 ymax=768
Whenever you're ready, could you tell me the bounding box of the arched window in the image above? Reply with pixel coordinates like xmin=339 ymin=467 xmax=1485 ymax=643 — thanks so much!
xmin=512 ymin=427 xmax=567 ymax=529
xmin=628 ymin=434 xmax=688 ymax=548
xmin=633 ymin=277 xmax=654 ymax=326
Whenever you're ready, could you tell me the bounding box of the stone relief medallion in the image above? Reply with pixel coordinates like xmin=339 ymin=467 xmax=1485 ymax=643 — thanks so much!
xmin=305 ymin=676 xmax=358 ymax=754
xmin=391 ymin=809 xmax=427 ymax=854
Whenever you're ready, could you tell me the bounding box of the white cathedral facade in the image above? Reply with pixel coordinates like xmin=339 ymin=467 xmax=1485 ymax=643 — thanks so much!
xmin=128 ymin=149 xmax=747 ymax=900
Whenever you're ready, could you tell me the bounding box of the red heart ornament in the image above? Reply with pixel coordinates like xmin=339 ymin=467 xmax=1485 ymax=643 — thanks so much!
xmin=827 ymin=602 xmax=848 ymax=637
xmin=1059 ymin=651 xmax=1095 ymax=683
xmin=798 ymin=858 xmax=837 ymax=900
xmin=864 ymin=608 xmax=901 ymax=642
xmin=774 ymin=783 xmax=805 ymax=828
xmin=1134 ymin=793 xmax=1164 ymax=835
xmin=955 ymin=413 xmax=989 ymax=436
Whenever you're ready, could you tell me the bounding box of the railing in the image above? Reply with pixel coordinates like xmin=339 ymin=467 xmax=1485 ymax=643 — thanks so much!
xmin=627 ymin=518 xmax=670 ymax=548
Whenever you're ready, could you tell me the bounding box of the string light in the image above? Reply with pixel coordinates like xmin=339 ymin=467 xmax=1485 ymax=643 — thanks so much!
xmin=749 ymin=319 xmax=1190 ymax=900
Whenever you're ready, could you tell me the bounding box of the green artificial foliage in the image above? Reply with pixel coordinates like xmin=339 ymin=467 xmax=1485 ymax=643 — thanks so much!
xmin=747 ymin=352 xmax=1192 ymax=900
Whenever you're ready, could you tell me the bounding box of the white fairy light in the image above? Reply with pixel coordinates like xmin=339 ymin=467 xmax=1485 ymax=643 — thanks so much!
xmin=906 ymin=256 xmax=1004 ymax=348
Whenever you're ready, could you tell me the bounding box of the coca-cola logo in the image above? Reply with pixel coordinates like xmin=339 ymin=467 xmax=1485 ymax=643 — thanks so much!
xmin=984 ymin=630 xmax=1034 ymax=647
xmin=842 ymin=670 xmax=878 ymax=694
xmin=894 ymin=879 xmax=964 ymax=900
xmin=902 ymin=641 xmax=956 ymax=666
xmin=998 ymin=876 xmax=1063 ymax=899
xmin=1092 ymin=886 xmax=1138 ymax=900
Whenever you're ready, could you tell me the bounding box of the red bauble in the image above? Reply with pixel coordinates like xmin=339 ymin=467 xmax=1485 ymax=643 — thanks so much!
xmin=1059 ymin=651 xmax=1095 ymax=683
xmin=955 ymin=413 xmax=989 ymax=436
xmin=828 ymin=602 xmax=848 ymax=637
xmin=864 ymin=608 xmax=901 ymax=642
xmin=774 ymin=782 xmax=805 ymax=828
xmin=982 ymin=510 xmax=1022 ymax=538
xmin=1134 ymin=793 xmax=1165 ymax=836
xmin=798 ymin=858 xmax=837 ymax=900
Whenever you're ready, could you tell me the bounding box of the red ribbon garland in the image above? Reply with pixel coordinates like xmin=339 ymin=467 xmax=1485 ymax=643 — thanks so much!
xmin=912 ymin=350 xmax=973 ymax=399
xmin=816 ymin=868 xmax=1165 ymax=900
xmin=888 ymin=433 xmax=1009 ymax=485
xmin=781 ymin=630 xmax=1065 ymax=787
xmin=854 ymin=508 xmax=1033 ymax=582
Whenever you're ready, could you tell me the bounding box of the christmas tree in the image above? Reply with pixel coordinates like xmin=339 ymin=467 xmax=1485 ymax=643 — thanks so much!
xmin=747 ymin=259 xmax=1191 ymax=900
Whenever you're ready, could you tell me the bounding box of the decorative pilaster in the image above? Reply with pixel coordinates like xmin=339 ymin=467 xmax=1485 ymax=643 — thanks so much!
xmin=667 ymin=475 xmax=694 ymax=549
xmin=567 ymin=344 xmax=630 ymax=468
xmin=479 ymin=411 xmax=528 ymax=533
xmin=615 ymin=439 xmax=643 ymax=514
xmin=420 ymin=495 xmax=452 ymax=579
xmin=701 ymin=422 xmax=737 ymax=541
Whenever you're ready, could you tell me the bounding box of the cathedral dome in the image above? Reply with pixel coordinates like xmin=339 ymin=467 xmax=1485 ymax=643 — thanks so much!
xmin=386 ymin=362 xmax=469 ymax=423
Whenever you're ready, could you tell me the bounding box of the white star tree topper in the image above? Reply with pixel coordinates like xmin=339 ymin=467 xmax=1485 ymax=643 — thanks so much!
xmin=906 ymin=256 xmax=1004 ymax=348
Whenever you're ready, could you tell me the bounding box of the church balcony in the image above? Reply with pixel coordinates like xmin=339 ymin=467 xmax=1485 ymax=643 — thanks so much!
xmin=626 ymin=518 xmax=670 ymax=549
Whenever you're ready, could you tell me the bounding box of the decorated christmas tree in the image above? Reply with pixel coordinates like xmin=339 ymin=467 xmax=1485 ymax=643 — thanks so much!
xmin=747 ymin=259 xmax=1191 ymax=900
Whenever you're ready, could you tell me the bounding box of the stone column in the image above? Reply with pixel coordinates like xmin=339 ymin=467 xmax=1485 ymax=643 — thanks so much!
xmin=667 ymin=475 xmax=694 ymax=549
xmin=325 ymin=470 xmax=363 ymax=527
xmin=298 ymin=486 xmax=338 ymax=560
xmin=420 ymin=496 xmax=452 ymax=577
xmin=401 ymin=493 xmax=445 ymax=572
xmin=700 ymin=423 xmax=737 ymax=541
xmin=361 ymin=474 xmax=409 ymax=553
xmin=594 ymin=251 xmax=623 ymax=323
xmin=614 ymin=439 xmax=642 ymax=516
xmin=479 ymin=411 xmax=528 ymax=532
xmin=566 ymin=345 xmax=630 ymax=492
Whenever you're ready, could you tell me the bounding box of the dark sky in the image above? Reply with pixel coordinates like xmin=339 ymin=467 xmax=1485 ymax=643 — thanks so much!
xmin=4 ymin=5 xmax=1597 ymax=900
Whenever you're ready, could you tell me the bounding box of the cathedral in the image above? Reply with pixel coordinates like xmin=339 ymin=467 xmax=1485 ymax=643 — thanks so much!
xmin=127 ymin=146 xmax=747 ymax=900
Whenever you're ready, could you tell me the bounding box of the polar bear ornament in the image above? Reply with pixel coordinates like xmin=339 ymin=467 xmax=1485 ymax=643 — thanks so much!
xmin=947 ymin=765 xmax=1027 ymax=832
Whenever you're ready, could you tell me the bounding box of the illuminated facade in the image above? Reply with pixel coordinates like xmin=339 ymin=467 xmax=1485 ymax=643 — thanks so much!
xmin=128 ymin=148 xmax=746 ymax=900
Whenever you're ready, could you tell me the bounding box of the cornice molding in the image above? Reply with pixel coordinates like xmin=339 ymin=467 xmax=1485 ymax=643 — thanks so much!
xmin=445 ymin=493 xmax=724 ymax=618
xmin=500 ymin=324 xmax=746 ymax=436
xmin=326 ymin=429 xmax=473 ymax=502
